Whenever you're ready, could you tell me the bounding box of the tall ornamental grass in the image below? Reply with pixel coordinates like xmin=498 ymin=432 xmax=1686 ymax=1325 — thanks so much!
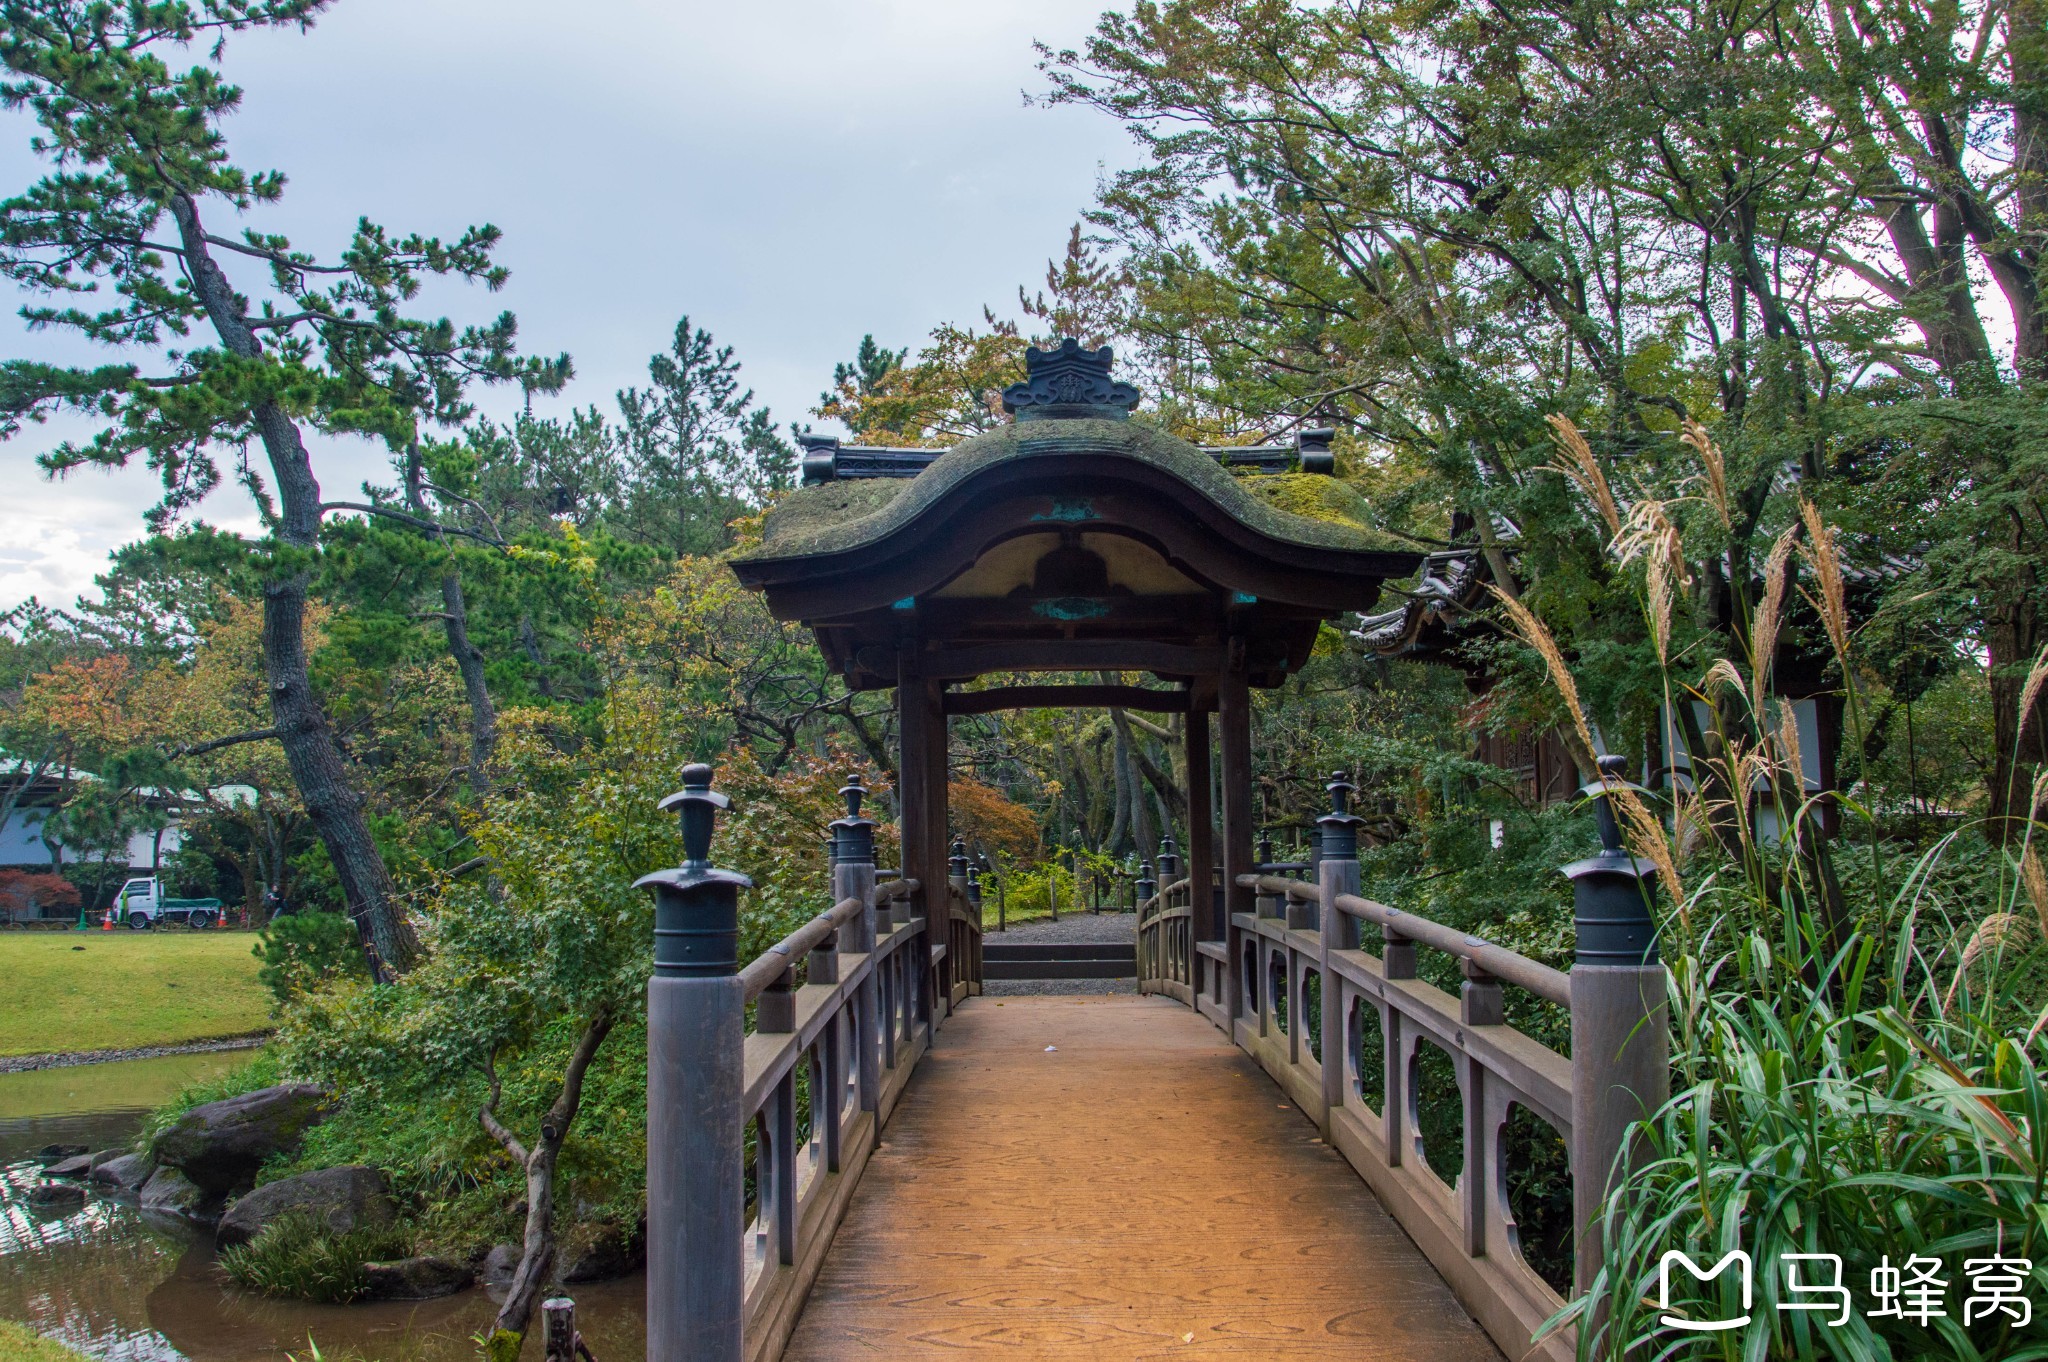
xmin=1519 ymin=420 xmax=2047 ymax=1360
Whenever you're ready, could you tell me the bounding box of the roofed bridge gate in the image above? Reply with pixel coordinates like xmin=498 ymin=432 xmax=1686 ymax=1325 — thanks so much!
xmin=635 ymin=343 xmax=1668 ymax=1361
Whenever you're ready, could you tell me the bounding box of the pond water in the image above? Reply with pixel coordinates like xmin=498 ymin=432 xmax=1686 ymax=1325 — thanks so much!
xmin=0 ymin=1054 xmax=646 ymax=1361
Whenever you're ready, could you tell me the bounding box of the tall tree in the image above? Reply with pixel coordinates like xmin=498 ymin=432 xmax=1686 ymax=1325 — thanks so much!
xmin=0 ymin=1 xmax=564 ymax=969
xmin=615 ymin=318 xmax=793 ymax=556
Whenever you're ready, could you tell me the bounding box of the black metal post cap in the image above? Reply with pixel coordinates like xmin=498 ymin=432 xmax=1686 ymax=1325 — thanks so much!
xmin=829 ymin=770 xmax=877 ymax=865
xmin=640 ymin=762 xmax=750 ymax=978
xmin=1580 ymin=753 xmax=1635 ymax=855
xmin=1564 ymin=755 xmax=1659 ymax=965
xmin=658 ymin=762 xmax=731 ymax=867
xmin=1318 ymin=768 xmax=1364 ymax=860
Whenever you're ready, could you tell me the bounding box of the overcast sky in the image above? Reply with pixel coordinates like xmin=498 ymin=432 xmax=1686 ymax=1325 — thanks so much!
xmin=0 ymin=0 xmax=1135 ymax=609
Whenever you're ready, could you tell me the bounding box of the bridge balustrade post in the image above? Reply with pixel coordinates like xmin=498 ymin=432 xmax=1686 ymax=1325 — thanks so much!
xmin=1564 ymin=755 xmax=1669 ymax=1299
xmin=808 ymin=927 xmax=845 ymax=1174
xmin=757 ymin=964 xmax=798 ymax=1266
xmin=947 ymin=836 xmax=970 ymax=1002
xmin=1317 ymin=773 xmax=1363 ymax=1138
xmin=966 ymin=857 xmax=983 ymax=988
xmin=1458 ymin=959 xmax=1505 ymax=1258
xmin=636 ymin=763 xmax=752 ymax=1362
xmin=1135 ymin=858 xmax=1157 ymax=992
xmin=831 ymin=775 xmax=880 ymax=1114
xmin=1379 ymin=908 xmax=1417 ymax=1171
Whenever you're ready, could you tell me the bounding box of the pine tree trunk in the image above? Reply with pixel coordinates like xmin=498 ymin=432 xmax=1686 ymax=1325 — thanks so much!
xmin=440 ymin=570 xmax=496 ymax=795
xmin=168 ymin=192 xmax=414 ymax=974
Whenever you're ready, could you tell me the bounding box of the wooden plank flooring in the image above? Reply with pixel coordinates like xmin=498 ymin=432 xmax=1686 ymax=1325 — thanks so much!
xmin=782 ymin=995 xmax=1502 ymax=1360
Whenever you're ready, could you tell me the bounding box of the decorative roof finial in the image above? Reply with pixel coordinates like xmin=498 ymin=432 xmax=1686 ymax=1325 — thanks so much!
xmin=1001 ymin=338 xmax=1141 ymax=421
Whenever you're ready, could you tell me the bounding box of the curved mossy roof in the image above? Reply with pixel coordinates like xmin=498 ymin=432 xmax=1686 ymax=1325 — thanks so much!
xmin=741 ymin=420 xmax=1418 ymax=564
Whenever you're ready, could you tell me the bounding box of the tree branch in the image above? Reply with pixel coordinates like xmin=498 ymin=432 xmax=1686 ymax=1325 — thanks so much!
xmin=320 ymin=501 xmax=507 ymax=547
xmin=478 ymin=1052 xmax=530 ymax=1166
xmin=170 ymin=727 xmax=280 ymax=758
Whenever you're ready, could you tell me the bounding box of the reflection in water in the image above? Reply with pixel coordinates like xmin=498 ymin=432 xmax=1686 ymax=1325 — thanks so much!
xmin=0 ymin=1054 xmax=647 ymax=1360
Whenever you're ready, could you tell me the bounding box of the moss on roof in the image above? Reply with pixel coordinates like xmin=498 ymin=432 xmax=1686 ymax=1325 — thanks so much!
xmin=743 ymin=420 xmax=1419 ymax=563
xmin=1239 ymin=471 xmax=1404 ymax=541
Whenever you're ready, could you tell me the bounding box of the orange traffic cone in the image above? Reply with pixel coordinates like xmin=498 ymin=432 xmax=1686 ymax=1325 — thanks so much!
xmin=101 ymin=911 xmax=113 ymax=931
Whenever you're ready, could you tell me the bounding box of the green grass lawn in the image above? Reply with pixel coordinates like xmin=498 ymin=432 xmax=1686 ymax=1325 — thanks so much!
xmin=0 ymin=931 xmax=269 ymax=1057
xmin=0 ymin=1320 xmax=90 ymax=1361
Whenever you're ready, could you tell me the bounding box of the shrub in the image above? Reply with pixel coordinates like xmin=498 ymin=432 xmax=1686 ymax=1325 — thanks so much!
xmin=0 ymin=870 xmax=80 ymax=923
xmin=254 ymin=911 xmax=370 ymax=1006
xmin=218 ymin=1212 xmax=413 ymax=1303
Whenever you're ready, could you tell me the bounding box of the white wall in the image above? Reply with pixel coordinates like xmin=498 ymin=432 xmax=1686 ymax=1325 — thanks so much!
xmin=0 ymin=808 xmax=183 ymax=869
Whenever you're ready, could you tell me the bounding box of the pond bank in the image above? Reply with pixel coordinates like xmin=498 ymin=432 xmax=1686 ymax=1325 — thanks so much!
xmin=0 ymin=1050 xmax=648 ymax=1361
xmin=0 ymin=1033 xmax=272 ymax=1075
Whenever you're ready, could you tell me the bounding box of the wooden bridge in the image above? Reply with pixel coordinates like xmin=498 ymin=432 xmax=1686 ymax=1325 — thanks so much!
xmin=635 ymin=342 xmax=1668 ymax=1361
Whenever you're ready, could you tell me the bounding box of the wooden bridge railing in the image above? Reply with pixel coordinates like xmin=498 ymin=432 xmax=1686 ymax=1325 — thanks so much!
xmin=640 ymin=766 xmax=983 ymax=1362
xmin=1149 ymin=766 xmax=1669 ymax=1362
xmin=1135 ymin=875 xmax=1193 ymax=1001
xmin=940 ymin=838 xmax=984 ymax=1012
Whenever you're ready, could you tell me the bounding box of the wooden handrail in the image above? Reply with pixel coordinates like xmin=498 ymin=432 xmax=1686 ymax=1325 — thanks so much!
xmin=1331 ymin=890 xmax=1571 ymax=1007
xmin=876 ymin=876 xmax=919 ymax=903
xmin=739 ymin=895 xmax=866 ymax=1003
xmin=1137 ymin=876 xmax=1192 ymax=916
xmin=1246 ymin=873 xmax=1318 ymax=904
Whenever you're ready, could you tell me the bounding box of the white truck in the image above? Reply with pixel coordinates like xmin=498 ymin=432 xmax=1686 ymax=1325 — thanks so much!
xmin=114 ymin=877 xmax=223 ymax=930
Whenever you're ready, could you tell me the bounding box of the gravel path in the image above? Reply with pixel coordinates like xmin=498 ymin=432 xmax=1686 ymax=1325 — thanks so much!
xmin=982 ymin=910 xmax=1136 ymax=944
xmin=983 ymin=977 xmax=1138 ymax=997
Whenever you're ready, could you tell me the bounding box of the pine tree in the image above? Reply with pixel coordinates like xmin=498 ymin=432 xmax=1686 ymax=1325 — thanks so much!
xmin=0 ymin=1 xmax=565 ymax=972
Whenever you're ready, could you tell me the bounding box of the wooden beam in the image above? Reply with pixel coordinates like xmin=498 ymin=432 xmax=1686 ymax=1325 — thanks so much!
xmin=923 ymin=677 xmax=950 ymax=1008
xmin=916 ymin=641 xmax=1225 ymax=680
xmin=944 ymin=685 xmax=1192 ymax=716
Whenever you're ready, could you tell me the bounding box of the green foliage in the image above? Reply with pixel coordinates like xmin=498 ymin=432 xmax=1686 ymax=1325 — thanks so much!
xmin=254 ymin=911 xmax=369 ymax=1007
xmin=1570 ymin=896 xmax=2048 ymax=1360
xmin=217 ymin=1212 xmax=414 ymax=1304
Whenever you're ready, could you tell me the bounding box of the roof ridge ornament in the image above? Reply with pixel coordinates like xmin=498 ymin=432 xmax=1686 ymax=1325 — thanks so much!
xmin=1001 ymin=338 xmax=1141 ymax=422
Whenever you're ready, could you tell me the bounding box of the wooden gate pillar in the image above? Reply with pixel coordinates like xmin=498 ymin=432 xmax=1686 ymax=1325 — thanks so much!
xmin=897 ymin=656 xmax=947 ymax=1024
xmin=1218 ymin=669 xmax=1255 ymax=924
xmin=1184 ymin=707 xmax=1216 ymax=941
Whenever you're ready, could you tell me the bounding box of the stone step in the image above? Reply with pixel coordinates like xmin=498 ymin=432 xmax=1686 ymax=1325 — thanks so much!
xmin=983 ymin=942 xmax=1136 ymax=962
xmin=983 ymin=942 xmax=1137 ymax=980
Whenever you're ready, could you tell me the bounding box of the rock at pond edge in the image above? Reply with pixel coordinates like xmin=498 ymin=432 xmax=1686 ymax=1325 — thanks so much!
xmin=26 ymin=1182 xmax=85 ymax=1209
xmin=153 ymin=1083 xmax=330 ymax=1196
xmin=217 ymin=1165 xmax=397 ymax=1249
xmin=140 ymin=1165 xmax=220 ymax=1225
xmin=89 ymin=1152 xmax=152 ymax=1192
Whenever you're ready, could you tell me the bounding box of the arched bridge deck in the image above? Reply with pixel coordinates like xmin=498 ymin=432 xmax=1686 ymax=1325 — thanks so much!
xmin=783 ymin=994 xmax=1498 ymax=1360
xmin=641 ymin=770 xmax=1666 ymax=1362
